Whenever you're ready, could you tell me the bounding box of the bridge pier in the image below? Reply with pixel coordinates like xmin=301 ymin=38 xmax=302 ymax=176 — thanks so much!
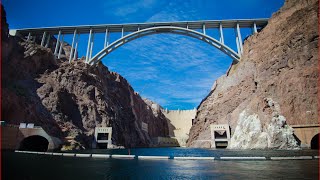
xmin=68 ymin=29 xmax=77 ymax=62
xmin=73 ymin=34 xmax=80 ymax=60
xmin=121 ymin=26 xmax=124 ymax=37
xmin=253 ymin=22 xmax=258 ymax=33
xmin=236 ymin=23 xmax=243 ymax=55
xmin=86 ymin=29 xmax=93 ymax=63
xmin=89 ymin=33 xmax=95 ymax=59
xmin=26 ymin=32 xmax=31 ymax=41
xmin=104 ymin=28 xmax=109 ymax=48
xmin=219 ymin=23 xmax=224 ymax=44
xmin=40 ymin=31 xmax=46 ymax=46
xmin=235 ymin=34 xmax=240 ymax=55
xmin=58 ymin=34 xmax=64 ymax=59
xmin=54 ymin=30 xmax=61 ymax=56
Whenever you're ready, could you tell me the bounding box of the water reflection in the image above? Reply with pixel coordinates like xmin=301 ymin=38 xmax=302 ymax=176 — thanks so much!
xmin=3 ymin=149 xmax=319 ymax=180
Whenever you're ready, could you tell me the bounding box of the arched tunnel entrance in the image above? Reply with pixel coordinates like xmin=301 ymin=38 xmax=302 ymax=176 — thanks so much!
xmin=310 ymin=134 xmax=319 ymax=149
xmin=19 ymin=135 xmax=49 ymax=152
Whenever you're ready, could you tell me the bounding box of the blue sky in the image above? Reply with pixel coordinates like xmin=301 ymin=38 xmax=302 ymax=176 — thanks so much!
xmin=3 ymin=0 xmax=284 ymax=110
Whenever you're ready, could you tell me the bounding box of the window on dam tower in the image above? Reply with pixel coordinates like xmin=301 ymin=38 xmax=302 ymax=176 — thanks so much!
xmin=97 ymin=133 xmax=109 ymax=140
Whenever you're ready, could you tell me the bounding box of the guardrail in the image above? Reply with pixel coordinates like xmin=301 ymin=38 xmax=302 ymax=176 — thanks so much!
xmin=14 ymin=151 xmax=319 ymax=161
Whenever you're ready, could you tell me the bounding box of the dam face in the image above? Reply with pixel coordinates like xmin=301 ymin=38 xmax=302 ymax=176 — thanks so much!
xmin=162 ymin=109 xmax=196 ymax=147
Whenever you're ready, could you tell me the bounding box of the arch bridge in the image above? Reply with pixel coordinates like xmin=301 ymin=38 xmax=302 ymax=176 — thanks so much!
xmin=10 ymin=19 xmax=268 ymax=64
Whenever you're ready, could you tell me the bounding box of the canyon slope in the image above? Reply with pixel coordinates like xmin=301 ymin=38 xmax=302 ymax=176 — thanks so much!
xmin=2 ymin=5 xmax=169 ymax=150
xmin=187 ymin=0 xmax=318 ymax=149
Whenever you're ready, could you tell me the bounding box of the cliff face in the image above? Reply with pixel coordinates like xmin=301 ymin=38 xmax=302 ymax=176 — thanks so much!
xmin=2 ymin=5 xmax=169 ymax=149
xmin=187 ymin=0 xmax=318 ymax=148
xmin=35 ymin=61 xmax=169 ymax=149
xmin=1 ymin=5 xmax=9 ymax=42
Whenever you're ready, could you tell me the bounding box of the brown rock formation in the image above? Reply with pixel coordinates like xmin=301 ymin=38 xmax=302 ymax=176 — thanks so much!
xmin=36 ymin=61 xmax=169 ymax=149
xmin=32 ymin=34 xmax=75 ymax=61
xmin=1 ymin=4 xmax=9 ymax=42
xmin=187 ymin=0 xmax=318 ymax=148
xmin=2 ymin=5 xmax=169 ymax=149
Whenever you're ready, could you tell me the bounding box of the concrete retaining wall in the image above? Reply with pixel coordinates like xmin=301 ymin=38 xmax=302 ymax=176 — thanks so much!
xmin=2 ymin=126 xmax=20 ymax=150
xmin=291 ymin=125 xmax=319 ymax=148
xmin=1 ymin=126 xmax=61 ymax=151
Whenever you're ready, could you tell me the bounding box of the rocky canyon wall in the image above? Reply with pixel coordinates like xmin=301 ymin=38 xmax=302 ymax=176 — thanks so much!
xmin=187 ymin=0 xmax=318 ymax=149
xmin=2 ymin=5 xmax=169 ymax=150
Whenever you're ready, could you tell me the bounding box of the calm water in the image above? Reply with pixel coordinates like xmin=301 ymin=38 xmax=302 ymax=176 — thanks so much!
xmin=2 ymin=148 xmax=319 ymax=180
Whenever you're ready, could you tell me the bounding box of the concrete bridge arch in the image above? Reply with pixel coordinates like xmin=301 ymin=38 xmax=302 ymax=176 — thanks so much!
xmin=88 ymin=26 xmax=240 ymax=65
xmin=11 ymin=19 xmax=268 ymax=65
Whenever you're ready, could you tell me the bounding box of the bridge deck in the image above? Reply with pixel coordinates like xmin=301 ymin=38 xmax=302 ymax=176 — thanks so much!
xmin=14 ymin=19 xmax=268 ymax=35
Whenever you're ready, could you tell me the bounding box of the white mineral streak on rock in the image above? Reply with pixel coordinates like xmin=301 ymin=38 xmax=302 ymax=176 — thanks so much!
xmin=228 ymin=98 xmax=300 ymax=150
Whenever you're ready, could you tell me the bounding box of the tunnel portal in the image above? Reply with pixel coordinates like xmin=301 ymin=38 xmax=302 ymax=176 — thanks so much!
xmin=19 ymin=135 xmax=49 ymax=152
xmin=311 ymin=134 xmax=319 ymax=149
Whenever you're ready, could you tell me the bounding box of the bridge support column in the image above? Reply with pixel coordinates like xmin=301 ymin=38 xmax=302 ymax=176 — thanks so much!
xmin=219 ymin=23 xmax=224 ymax=44
xmin=45 ymin=34 xmax=50 ymax=48
xmin=73 ymin=34 xmax=80 ymax=60
xmin=235 ymin=33 xmax=240 ymax=55
xmin=89 ymin=33 xmax=95 ymax=59
xmin=40 ymin=31 xmax=47 ymax=46
xmin=253 ymin=22 xmax=258 ymax=33
xmin=69 ymin=29 xmax=77 ymax=63
xmin=104 ymin=28 xmax=109 ymax=48
xmin=58 ymin=34 xmax=64 ymax=59
xmin=86 ymin=29 xmax=93 ymax=63
xmin=236 ymin=23 xmax=243 ymax=55
xmin=54 ymin=30 xmax=61 ymax=56
xmin=202 ymin=24 xmax=206 ymax=35
xmin=27 ymin=32 xmax=31 ymax=41
xmin=121 ymin=27 xmax=124 ymax=37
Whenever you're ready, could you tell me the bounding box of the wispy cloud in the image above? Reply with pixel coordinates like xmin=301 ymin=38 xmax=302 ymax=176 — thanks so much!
xmin=103 ymin=0 xmax=168 ymax=22
xmin=146 ymin=0 xmax=202 ymax=22
xmin=103 ymin=0 xmax=232 ymax=109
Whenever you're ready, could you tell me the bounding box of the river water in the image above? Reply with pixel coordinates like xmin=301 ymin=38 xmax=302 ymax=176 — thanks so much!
xmin=3 ymin=148 xmax=319 ymax=179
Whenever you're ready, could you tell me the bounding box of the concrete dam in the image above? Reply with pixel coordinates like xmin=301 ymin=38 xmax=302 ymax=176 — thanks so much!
xmin=161 ymin=109 xmax=196 ymax=147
